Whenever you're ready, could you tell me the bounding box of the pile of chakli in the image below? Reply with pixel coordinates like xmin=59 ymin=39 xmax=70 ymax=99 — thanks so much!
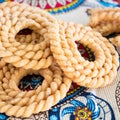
xmin=88 ymin=8 xmax=120 ymax=47
xmin=0 ymin=2 xmax=119 ymax=118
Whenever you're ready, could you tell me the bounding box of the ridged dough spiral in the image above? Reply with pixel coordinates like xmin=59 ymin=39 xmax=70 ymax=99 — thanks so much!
xmin=0 ymin=2 xmax=59 ymax=70
xmin=0 ymin=63 xmax=71 ymax=117
xmin=88 ymin=8 xmax=120 ymax=36
xmin=50 ymin=21 xmax=119 ymax=88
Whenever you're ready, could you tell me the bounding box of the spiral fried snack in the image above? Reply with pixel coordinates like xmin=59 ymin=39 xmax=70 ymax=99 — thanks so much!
xmin=0 ymin=2 xmax=59 ymax=70
xmin=50 ymin=21 xmax=119 ymax=88
xmin=0 ymin=63 xmax=71 ymax=117
xmin=89 ymin=8 xmax=120 ymax=36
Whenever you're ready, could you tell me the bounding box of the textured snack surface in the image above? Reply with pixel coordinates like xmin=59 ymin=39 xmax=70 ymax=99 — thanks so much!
xmin=0 ymin=2 xmax=60 ymax=70
xmin=0 ymin=2 xmax=119 ymax=118
xmin=89 ymin=8 xmax=120 ymax=46
xmin=50 ymin=21 xmax=119 ymax=88
xmin=0 ymin=63 xmax=71 ymax=117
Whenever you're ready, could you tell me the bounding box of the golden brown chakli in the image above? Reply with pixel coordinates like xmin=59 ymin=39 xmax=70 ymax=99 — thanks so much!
xmin=89 ymin=8 xmax=120 ymax=47
xmin=50 ymin=21 xmax=119 ymax=88
xmin=0 ymin=63 xmax=71 ymax=117
xmin=0 ymin=2 xmax=119 ymax=118
xmin=0 ymin=2 xmax=59 ymax=70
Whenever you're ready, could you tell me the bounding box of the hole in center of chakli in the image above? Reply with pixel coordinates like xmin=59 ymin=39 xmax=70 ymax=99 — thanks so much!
xmin=75 ymin=41 xmax=95 ymax=61
xmin=15 ymin=28 xmax=43 ymax=44
xmin=18 ymin=74 xmax=44 ymax=91
xmin=17 ymin=28 xmax=33 ymax=35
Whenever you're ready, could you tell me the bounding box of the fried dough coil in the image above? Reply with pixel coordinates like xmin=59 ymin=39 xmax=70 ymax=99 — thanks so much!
xmin=50 ymin=21 xmax=119 ymax=88
xmin=89 ymin=8 xmax=120 ymax=28
xmin=89 ymin=8 xmax=120 ymax=46
xmin=0 ymin=63 xmax=71 ymax=117
xmin=0 ymin=2 xmax=59 ymax=70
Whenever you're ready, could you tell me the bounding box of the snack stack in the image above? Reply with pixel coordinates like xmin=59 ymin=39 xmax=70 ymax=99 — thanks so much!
xmin=0 ymin=2 xmax=57 ymax=70
xmin=0 ymin=2 xmax=119 ymax=118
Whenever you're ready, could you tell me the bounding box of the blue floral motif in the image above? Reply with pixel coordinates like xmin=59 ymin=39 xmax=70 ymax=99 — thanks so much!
xmin=62 ymin=95 xmax=100 ymax=120
xmin=50 ymin=115 xmax=58 ymax=120
xmin=48 ymin=92 xmax=115 ymax=120
xmin=0 ymin=113 xmax=9 ymax=120
xmin=49 ymin=107 xmax=61 ymax=120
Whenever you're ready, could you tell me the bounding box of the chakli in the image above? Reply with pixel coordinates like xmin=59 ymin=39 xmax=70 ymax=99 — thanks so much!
xmin=0 ymin=63 xmax=71 ymax=117
xmin=50 ymin=21 xmax=119 ymax=88
xmin=89 ymin=7 xmax=120 ymax=47
xmin=0 ymin=2 xmax=119 ymax=118
xmin=0 ymin=2 xmax=59 ymax=70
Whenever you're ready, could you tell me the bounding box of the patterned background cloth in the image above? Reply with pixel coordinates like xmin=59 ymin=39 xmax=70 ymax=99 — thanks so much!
xmin=0 ymin=0 xmax=120 ymax=120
